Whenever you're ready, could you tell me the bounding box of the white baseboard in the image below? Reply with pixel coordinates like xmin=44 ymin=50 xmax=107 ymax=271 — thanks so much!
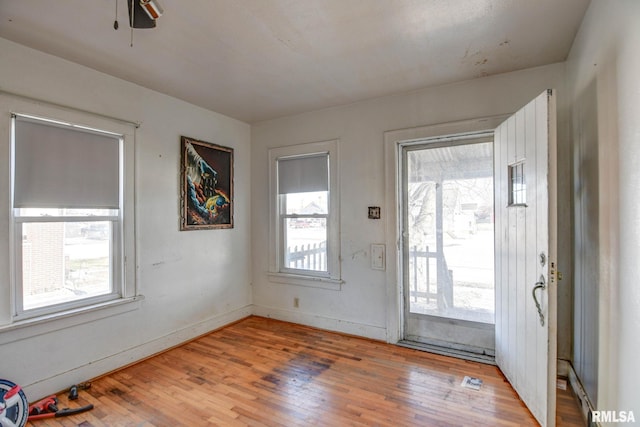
xmin=252 ymin=305 xmax=387 ymax=341
xmin=23 ymin=304 xmax=252 ymax=400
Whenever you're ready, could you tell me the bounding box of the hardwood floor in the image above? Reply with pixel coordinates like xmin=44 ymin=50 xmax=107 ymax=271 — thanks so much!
xmin=29 ymin=316 xmax=583 ymax=426
xmin=556 ymin=385 xmax=585 ymax=426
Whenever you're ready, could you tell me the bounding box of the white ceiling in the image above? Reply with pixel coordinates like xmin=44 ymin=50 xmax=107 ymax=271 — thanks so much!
xmin=0 ymin=0 xmax=589 ymax=123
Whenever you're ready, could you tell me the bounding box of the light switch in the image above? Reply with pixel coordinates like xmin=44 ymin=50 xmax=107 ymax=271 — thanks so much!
xmin=371 ymin=244 xmax=385 ymax=270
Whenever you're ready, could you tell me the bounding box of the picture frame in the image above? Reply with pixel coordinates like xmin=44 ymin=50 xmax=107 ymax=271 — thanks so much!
xmin=180 ymin=136 xmax=233 ymax=230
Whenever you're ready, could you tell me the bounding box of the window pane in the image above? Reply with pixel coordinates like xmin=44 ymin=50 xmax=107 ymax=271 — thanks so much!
xmin=285 ymin=191 xmax=328 ymax=215
xmin=508 ymin=162 xmax=526 ymax=205
xmin=284 ymin=218 xmax=327 ymax=272
xmin=21 ymin=221 xmax=112 ymax=311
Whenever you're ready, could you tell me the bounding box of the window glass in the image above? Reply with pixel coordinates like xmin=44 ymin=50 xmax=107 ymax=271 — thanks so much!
xmin=406 ymin=141 xmax=495 ymax=324
xmin=284 ymin=217 xmax=327 ymax=272
xmin=21 ymin=218 xmax=113 ymax=310
xmin=283 ymin=191 xmax=328 ymax=272
xmin=508 ymin=161 xmax=526 ymax=205
xmin=284 ymin=191 xmax=328 ymax=215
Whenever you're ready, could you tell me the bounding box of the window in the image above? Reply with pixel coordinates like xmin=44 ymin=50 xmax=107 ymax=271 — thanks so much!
xmin=269 ymin=140 xmax=340 ymax=287
xmin=11 ymin=113 xmax=135 ymax=320
xmin=508 ymin=161 xmax=526 ymax=206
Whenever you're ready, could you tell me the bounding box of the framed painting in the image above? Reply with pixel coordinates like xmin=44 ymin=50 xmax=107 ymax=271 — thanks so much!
xmin=180 ymin=136 xmax=233 ymax=230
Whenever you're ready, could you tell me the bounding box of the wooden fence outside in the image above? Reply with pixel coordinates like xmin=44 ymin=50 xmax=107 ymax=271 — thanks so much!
xmin=286 ymin=242 xmax=327 ymax=271
xmin=408 ymin=245 xmax=453 ymax=308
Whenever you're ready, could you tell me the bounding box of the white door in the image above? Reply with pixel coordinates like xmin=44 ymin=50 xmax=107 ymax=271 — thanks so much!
xmin=494 ymin=90 xmax=557 ymax=426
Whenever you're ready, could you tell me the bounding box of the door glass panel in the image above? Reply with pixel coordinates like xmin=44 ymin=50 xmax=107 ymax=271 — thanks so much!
xmin=406 ymin=142 xmax=494 ymax=324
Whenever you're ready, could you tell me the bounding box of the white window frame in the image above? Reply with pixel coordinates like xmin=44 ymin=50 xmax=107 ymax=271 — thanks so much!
xmin=268 ymin=140 xmax=341 ymax=290
xmin=13 ymin=210 xmax=121 ymax=319
xmin=4 ymin=100 xmax=138 ymax=325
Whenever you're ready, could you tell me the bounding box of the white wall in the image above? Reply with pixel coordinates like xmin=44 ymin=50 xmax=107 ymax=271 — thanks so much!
xmin=0 ymin=38 xmax=252 ymax=399
xmin=251 ymin=63 xmax=573 ymax=359
xmin=567 ymin=0 xmax=640 ymax=416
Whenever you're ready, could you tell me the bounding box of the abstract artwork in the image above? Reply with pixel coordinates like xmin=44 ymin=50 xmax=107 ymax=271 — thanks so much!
xmin=180 ymin=136 xmax=233 ymax=230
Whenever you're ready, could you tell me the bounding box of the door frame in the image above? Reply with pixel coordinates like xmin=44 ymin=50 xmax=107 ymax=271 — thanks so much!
xmin=383 ymin=115 xmax=509 ymax=344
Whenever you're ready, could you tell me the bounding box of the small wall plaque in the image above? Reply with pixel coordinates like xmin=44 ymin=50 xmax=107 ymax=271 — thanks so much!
xmin=368 ymin=206 xmax=381 ymax=219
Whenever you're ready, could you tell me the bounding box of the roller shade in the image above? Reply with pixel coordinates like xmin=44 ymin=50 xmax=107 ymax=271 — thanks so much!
xmin=13 ymin=116 xmax=121 ymax=209
xmin=278 ymin=153 xmax=328 ymax=194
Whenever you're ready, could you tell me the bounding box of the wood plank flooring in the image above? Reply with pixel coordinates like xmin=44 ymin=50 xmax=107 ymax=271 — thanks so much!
xmin=28 ymin=316 xmax=583 ymax=426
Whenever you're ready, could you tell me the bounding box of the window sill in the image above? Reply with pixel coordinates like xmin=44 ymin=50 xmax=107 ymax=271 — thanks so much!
xmin=268 ymin=273 xmax=343 ymax=291
xmin=0 ymin=295 xmax=144 ymax=345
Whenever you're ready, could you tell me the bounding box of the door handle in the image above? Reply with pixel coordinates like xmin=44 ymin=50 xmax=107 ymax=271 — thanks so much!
xmin=532 ymin=275 xmax=546 ymax=326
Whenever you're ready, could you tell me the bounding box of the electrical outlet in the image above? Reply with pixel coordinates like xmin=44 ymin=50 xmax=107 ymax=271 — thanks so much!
xmin=293 ymin=297 xmax=299 ymax=308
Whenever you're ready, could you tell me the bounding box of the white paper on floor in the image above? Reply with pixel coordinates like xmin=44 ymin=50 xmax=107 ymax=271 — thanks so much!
xmin=461 ymin=376 xmax=483 ymax=390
